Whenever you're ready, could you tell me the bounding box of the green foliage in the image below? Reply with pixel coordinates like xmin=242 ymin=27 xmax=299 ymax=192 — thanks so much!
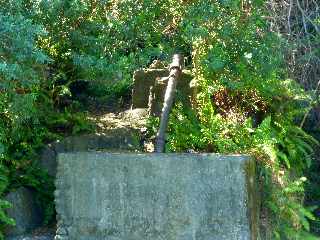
xmin=0 ymin=1 xmax=94 ymax=235
xmin=0 ymin=166 xmax=15 ymax=239
xmin=166 ymin=103 xmax=205 ymax=152
xmin=145 ymin=1 xmax=319 ymax=238
xmin=0 ymin=6 xmax=49 ymax=234
xmin=0 ymin=0 xmax=318 ymax=239
xmin=44 ymin=109 xmax=94 ymax=135
xmin=33 ymin=0 xmax=188 ymax=88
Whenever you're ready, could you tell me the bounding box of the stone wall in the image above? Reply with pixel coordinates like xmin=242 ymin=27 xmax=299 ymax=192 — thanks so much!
xmin=55 ymin=153 xmax=259 ymax=240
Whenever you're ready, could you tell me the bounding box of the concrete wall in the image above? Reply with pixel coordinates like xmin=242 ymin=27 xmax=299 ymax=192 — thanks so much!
xmin=39 ymin=130 xmax=142 ymax=177
xmin=55 ymin=153 xmax=258 ymax=240
xmin=131 ymin=69 xmax=195 ymax=116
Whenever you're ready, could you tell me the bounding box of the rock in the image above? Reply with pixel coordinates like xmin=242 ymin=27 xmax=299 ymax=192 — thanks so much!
xmin=5 ymin=188 xmax=43 ymax=237
xmin=55 ymin=153 xmax=259 ymax=240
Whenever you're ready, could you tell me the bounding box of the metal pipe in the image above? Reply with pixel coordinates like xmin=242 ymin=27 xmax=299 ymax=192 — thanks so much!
xmin=155 ymin=54 xmax=184 ymax=153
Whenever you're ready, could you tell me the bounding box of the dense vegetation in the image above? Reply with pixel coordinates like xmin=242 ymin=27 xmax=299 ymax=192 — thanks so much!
xmin=0 ymin=0 xmax=319 ymax=239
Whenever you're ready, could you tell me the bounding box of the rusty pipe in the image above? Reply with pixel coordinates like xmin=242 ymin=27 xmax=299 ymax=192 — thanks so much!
xmin=155 ymin=54 xmax=184 ymax=153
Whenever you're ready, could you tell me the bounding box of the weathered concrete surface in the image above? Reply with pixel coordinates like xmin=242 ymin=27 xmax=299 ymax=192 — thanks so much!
xmin=148 ymin=70 xmax=196 ymax=116
xmin=6 ymin=232 xmax=54 ymax=240
xmin=131 ymin=68 xmax=195 ymax=114
xmin=39 ymin=129 xmax=142 ymax=177
xmin=7 ymin=236 xmax=53 ymax=240
xmin=132 ymin=69 xmax=169 ymax=109
xmin=55 ymin=153 xmax=258 ymax=240
xmin=5 ymin=188 xmax=43 ymax=237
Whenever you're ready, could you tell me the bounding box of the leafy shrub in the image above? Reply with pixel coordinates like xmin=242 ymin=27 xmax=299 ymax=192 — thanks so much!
xmin=0 ymin=2 xmax=94 ymax=235
xmin=0 ymin=8 xmax=49 ymax=234
xmin=147 ymin=1 xmax=319 ymax=239
xmin=0 ymin=0 xmax=318 ymax=239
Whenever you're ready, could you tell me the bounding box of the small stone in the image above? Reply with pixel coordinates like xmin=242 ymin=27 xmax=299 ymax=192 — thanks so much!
xmin=56 ymin=227 xmax=67 ymax=236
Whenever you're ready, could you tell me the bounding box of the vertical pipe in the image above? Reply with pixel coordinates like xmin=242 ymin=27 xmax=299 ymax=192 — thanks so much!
xmin=155 ymin=54 xmax=184 ymax=153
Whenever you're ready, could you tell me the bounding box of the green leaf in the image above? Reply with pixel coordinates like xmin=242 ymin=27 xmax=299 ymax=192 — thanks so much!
xmin=277 ymin=151 xmax=290 ymax=169
xmin=299 ymin=207 xmax=316 ymax=221
xmin=0 ymin=144 xmax=4 ymax=155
